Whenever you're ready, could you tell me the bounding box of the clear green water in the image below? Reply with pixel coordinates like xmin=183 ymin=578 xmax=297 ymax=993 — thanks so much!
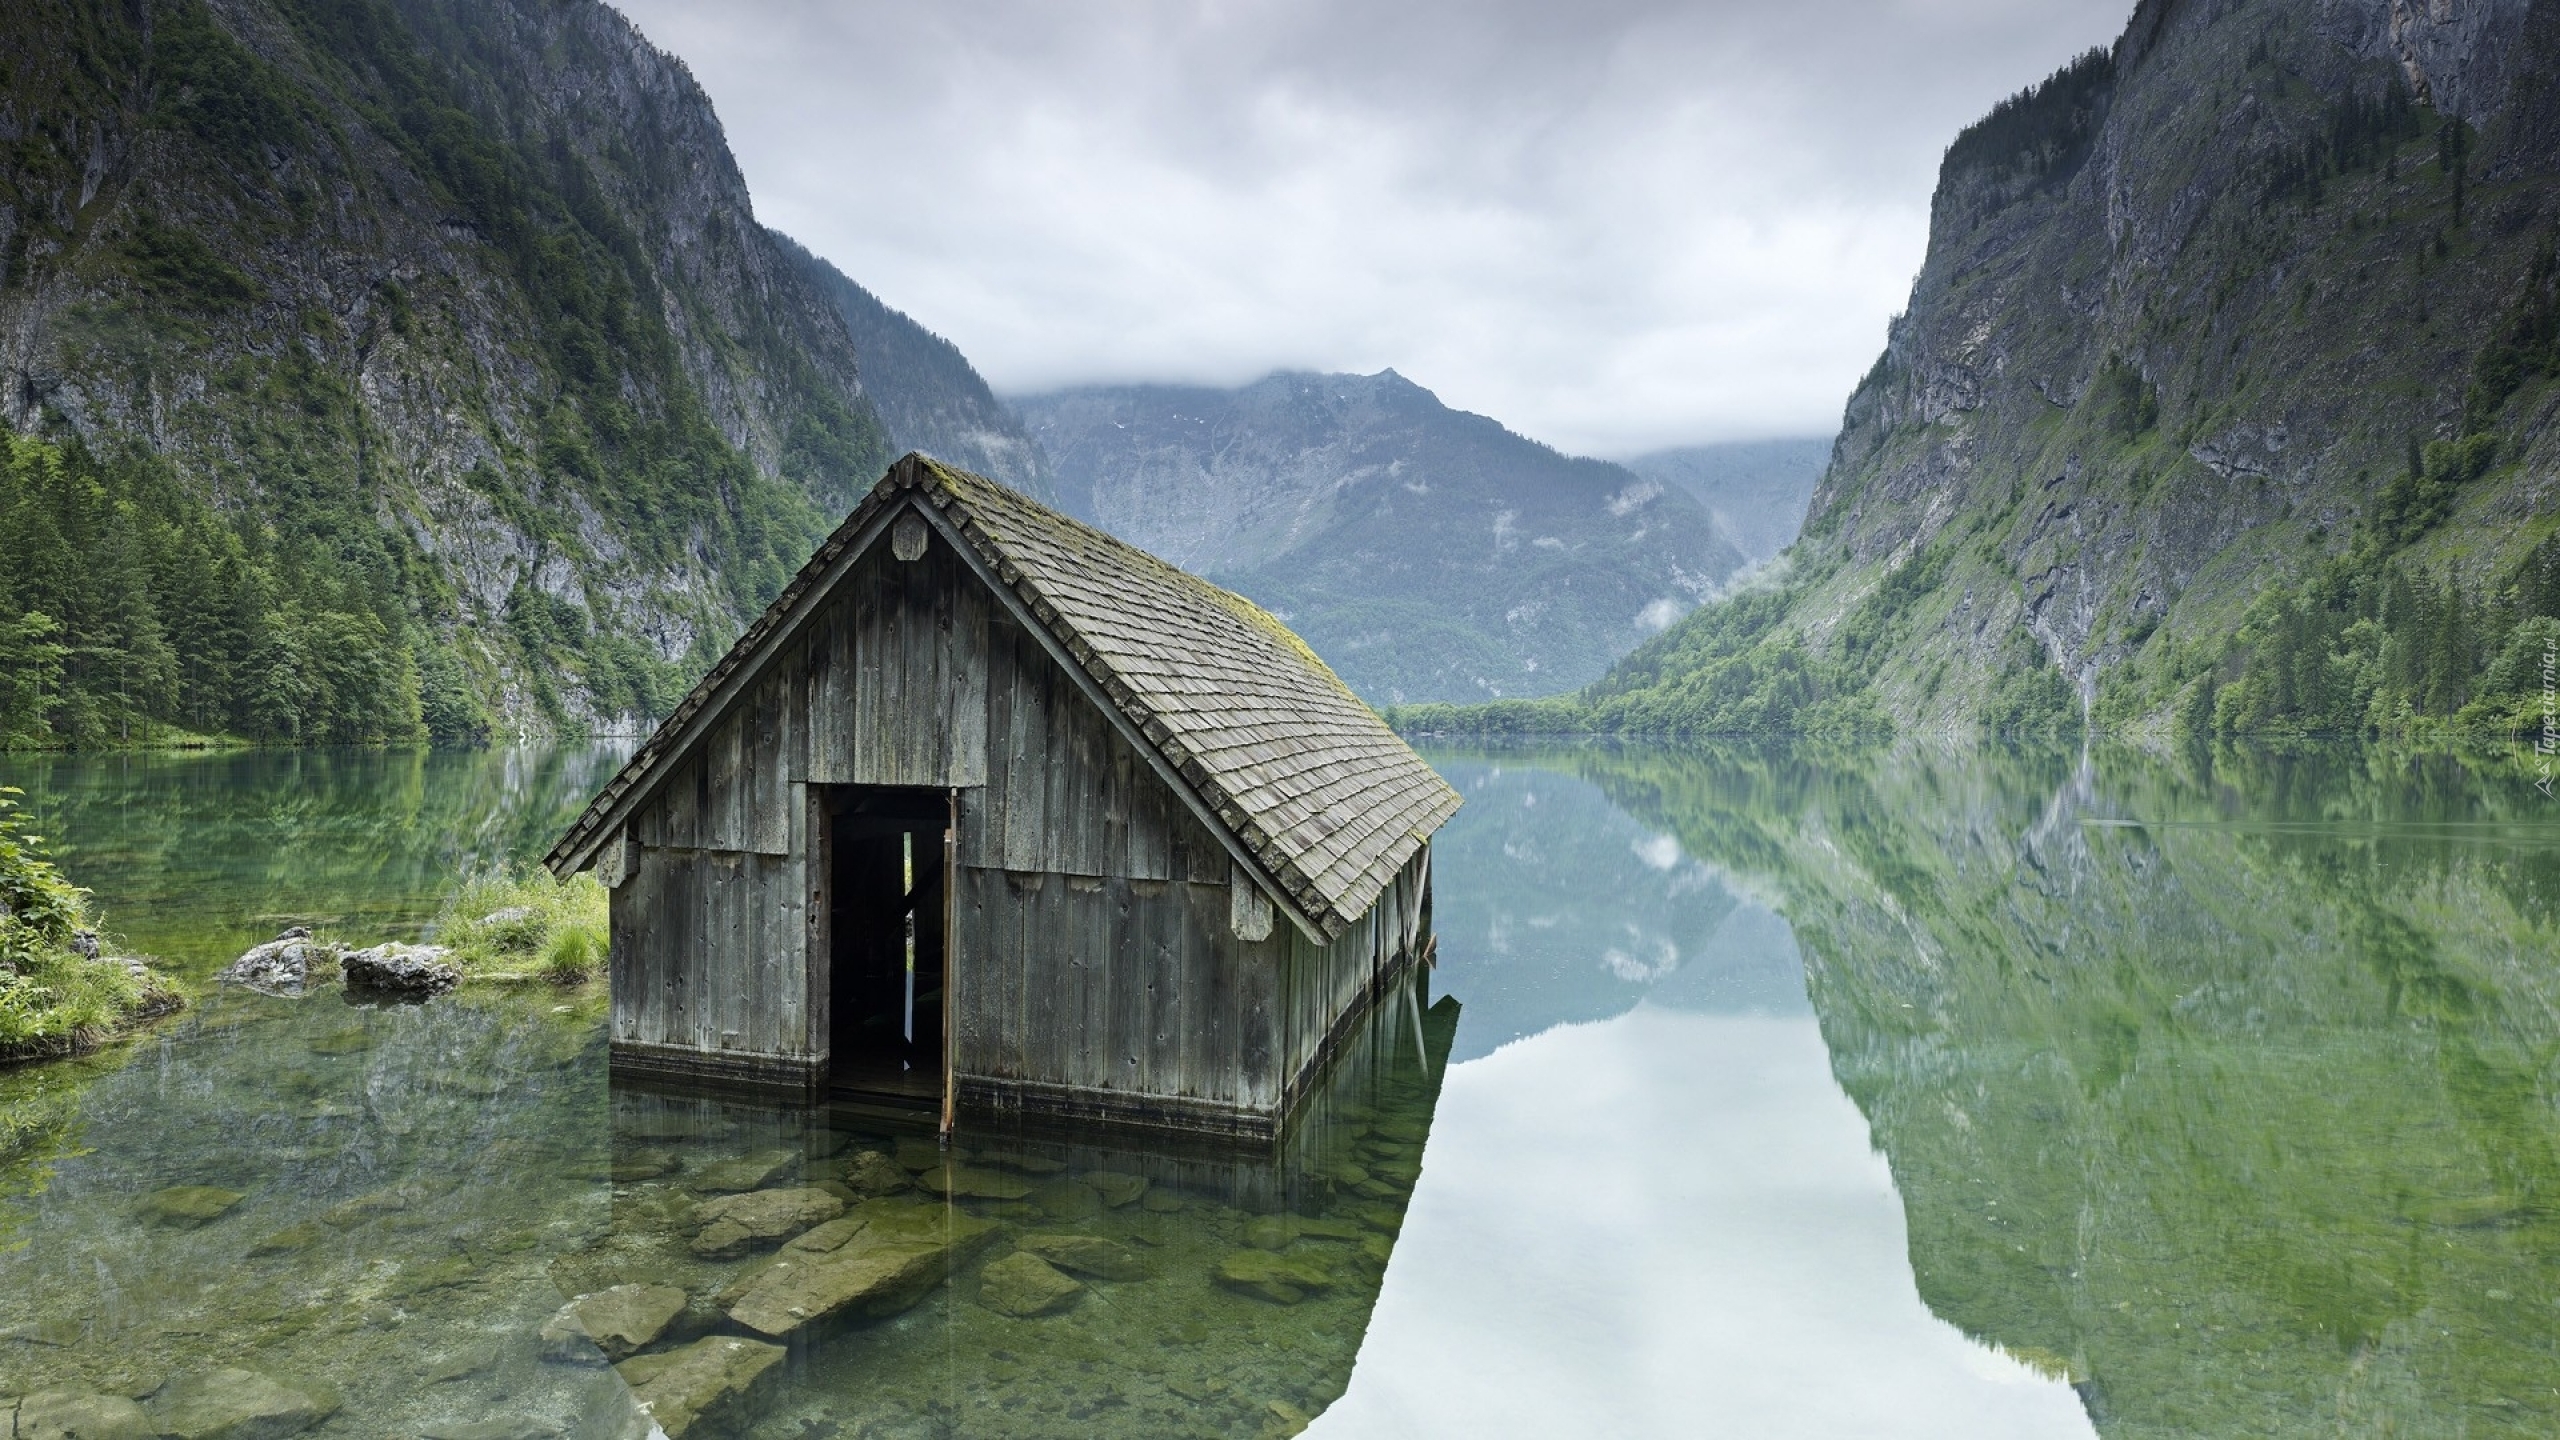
xmin=0 ymin=742 xmax=2554 ymax=1438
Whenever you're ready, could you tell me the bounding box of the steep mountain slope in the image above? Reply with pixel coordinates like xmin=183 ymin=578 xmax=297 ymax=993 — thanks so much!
xmin=0 ymin=0 xmax=974 ymax=744
xmin=778 ymin=235 xmax=1051 ymax=502
xmin=1622 ymin=437 xmax=1829 ymax=566
xmin=1434 ymin=0 xmax=2560 ymax=739
xmin=1018 ymin=371 xmax=1744 ymax=704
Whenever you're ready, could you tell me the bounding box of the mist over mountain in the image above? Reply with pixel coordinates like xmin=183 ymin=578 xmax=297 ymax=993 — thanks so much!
xmin=1622 ymin=437 xmax=1830 ymax=566
xmin=1018 ymin=370 xmax=1747 ymax=705
xmin=1414 ymin=0 xmax=2560 ymax=741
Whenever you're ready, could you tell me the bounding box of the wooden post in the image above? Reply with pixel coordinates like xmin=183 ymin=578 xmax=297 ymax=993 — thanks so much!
xmin=941 ymin=787 xmax=959 ymax=1140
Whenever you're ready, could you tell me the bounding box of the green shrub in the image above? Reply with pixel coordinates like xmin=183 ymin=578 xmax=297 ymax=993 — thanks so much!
xmin=0 ymin=788 xmax=157 ymax=1056
xmin=433 ymin=867 xmax=608 ymax=982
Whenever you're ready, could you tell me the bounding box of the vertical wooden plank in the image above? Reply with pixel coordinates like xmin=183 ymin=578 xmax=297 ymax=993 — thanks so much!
xmin=1102 ymin=740 xmax=1133 ymax=880
xmin=948 ymin=567 xmax=990 ymax=788
xmin=1143 ymin=885 xmax=1182 ymax=1099
xmin=804 ymin=785 xmax=829 ymax=1069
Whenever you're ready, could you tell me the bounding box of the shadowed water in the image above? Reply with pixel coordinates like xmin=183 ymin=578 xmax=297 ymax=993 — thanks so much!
xmin=1 ymin=741 xmax=2553 ymax=1437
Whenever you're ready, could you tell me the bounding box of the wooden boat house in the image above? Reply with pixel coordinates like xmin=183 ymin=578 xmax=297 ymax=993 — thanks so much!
xmin=546 ymin=454 xmax=1460 ymax=1138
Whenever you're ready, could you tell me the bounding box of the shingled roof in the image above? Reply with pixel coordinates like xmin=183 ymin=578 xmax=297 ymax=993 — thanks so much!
xmin=546 ymin=453 xmax=1461 ymax=940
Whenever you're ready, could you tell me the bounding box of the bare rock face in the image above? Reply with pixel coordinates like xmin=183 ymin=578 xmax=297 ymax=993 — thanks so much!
xmin=724 ymin=1199 xmax=998 ymax=1338
xmin=538 ymin=1284 xmax=688 ymax=1362
xmin=341 ymin=943 xmax=460 ymax=1000
xmin=218 ymin=930 xmax=339 ymax=997
xmin=612 ymin=1336 xmax=784 ymax=1439
xmin=687 ymin=1188 xmax=845 ymax=1259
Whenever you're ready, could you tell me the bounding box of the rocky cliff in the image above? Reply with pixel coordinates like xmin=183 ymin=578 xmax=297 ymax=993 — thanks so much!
xmin=1504 ymin=0 xmax=2560 ymax=740
xmin=1020 ymin=371 xmax=1745 ymax=705
xmin=0 ymin=0 xmax=1013 ymax=742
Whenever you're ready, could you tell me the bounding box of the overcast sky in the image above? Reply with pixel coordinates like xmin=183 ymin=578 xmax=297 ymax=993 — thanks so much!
xmin=615 ymin=0 xmax=2129 ymax=458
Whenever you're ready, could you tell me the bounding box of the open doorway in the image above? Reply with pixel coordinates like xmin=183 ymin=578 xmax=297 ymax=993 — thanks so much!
xmin=825 ymin=786 xmax=948 ymax=1101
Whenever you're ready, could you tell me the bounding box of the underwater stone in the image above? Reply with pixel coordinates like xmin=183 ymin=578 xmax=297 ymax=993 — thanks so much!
xmin=838 ymin=1151 xmax=912 ymax=1198
xmin=1084 ymin=1171 xmax=1150 ymax=1208
xmin=1016 ymin=1233 xmax=1153 ymax=1281
xmin=687 ymin=1188 xmax=844 ymax=1259
xmin=893 ymin=1138 xmax=945 ymax=1172
xmin=147 ymin=1368 xmax=336 ymax=1439
xmin=1139 ymin=1188 xmax=1186 ymax=1213
xmin=1242 ymin=1217 xmax=1296 ymax=1251
xmin=1213 ymin=1250 xmax=1336 ymax=1305
xmin=138 ymin=1186 xmax=245 ymax=1228
xmin=914 ymin=1164 xmax=1032 ymax=1201
xmin=970 ymin=1150 xmax=1068 ymax=1175
xmin=422 ymin=1341 xmax=501 ymax=1385
xmin=610 ymin=1149 xmax=678 ymax=1183
xmin=341 ymin=943 xmax=459 ymax=999
xmin=977 ymin=1252 xmax=1083 ymax=1317
xmin=1026 ymin=1178 xmax=1101 ymax=1219
xmin=417 ymin=1421 xmax=564 ymax=1440
xmin=540 ymin=1284 xmax=688 ymax=1362
xmin=15 ymin=1389 xmax=151 ymax=1440
xmin=613 ymin=1336 xmax=784 ymax=1439
xmin=690 ymin=1150 xmax=797 ymax=1194
xmin=780 ymin=1214 xmax=871 ymax=1256
xmin=1353 ymin=1204 xmax=1403 ymax=1235
xmin=726 ymin=1201 xmax=999 ymax=1338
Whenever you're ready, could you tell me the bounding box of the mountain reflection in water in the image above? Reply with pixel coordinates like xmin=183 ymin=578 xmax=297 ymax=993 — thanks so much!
xmin=1 ymin=741 xmax=2553 ymax=1436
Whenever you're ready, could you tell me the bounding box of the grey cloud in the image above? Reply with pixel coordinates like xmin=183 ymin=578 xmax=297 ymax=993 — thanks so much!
xmin=615 ymin=0 xmax=2128 ymax=455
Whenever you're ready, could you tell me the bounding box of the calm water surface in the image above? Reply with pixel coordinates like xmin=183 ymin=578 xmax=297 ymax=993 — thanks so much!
xmin=0 ymin=742 xmax=2553 ymax=1438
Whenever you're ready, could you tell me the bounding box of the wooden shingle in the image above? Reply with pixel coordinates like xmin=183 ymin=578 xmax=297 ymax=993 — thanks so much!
xmin=548 ymin=455 xmax=1461 ymax=941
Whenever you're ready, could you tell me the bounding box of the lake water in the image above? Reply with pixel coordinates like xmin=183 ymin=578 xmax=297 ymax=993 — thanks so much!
xmin=0 ymin=741 xmax=2554 ymax=1437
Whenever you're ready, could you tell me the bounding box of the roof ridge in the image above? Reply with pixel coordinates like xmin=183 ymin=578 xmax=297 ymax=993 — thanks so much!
xmin=548 ymin=453 xmax=1460 ymax=938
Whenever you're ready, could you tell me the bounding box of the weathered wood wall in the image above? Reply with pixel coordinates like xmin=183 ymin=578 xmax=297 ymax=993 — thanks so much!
xmin=950 ymin=612 xmax=1283 ymax=1123
xmin=611 ymin=530 xmax=993 ymax=1079
xmin=606 ymin=498 xmax=1434 ymax=1129
xmin=1276 ymin=847 xmax=1431 ymax=1109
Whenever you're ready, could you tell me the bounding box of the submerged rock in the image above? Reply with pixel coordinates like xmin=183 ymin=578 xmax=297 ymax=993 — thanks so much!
xmin=218 ymin=931 xmax=339 ymax=997
xmin=913 ymin=1164 xmax=1032 ymax=1201
xmin=1016 ymin=1232 xmax=1153 ymax=1281
xmin=246 ymin=1221 xmax=327 ymax=1258
xmin=610 ymin=1149 xmax=679 ymax=1183
xmin=977 ymin=1251 xmax=1082 ymax=1317
xmin=418 ymin=1421 xmax=564 ymax=1440
xmin=837 ymin=1150 xmax=912 ymax=1198
xmin=146 ymin=1368 xmax=336 ymax=1439
xmin=341 ymin=943 xmax=459 ymax=1000
xmin=1084 ymin=1171 xmax=1150 ymax=1208
xmin=613 ymin=1336 xmax=783 ymax=1439
xmin=725 ymin=1200 xmax=998 ymax=1338
xmin=15 ymin=1389 xmax=151 ymax=1440
xmin=688 ymin=1188 xmax=844 ymax=1259
xmin=691 ymin=1150 xmax=797 ymax=1194
xmin=893 ymin=1137 xmax=946 ymax=1172
xmin=1214 ymin=1250 xmax=1336 ymax=1305
xmin=138 ymin=1186 xmax=245 ymax=1229
xmin=540 ymin=1284 xmax=688 ymax=1362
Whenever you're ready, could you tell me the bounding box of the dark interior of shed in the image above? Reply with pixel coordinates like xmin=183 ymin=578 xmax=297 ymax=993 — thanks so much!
xmin=826 ymin=786 xmax=949 ymax=1102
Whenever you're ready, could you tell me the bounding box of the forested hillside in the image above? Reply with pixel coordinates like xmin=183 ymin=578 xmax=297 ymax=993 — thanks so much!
xmin=0 ymin=0 xmax=1009 ymax=748
xmin=1399 ymin=0 xmax=2560 ymax=741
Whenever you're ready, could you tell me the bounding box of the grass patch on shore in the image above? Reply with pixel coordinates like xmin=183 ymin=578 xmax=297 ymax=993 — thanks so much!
xmin=0 ymin=787 xmax=179 ymax=1062
xmin=432 ymin=867 xmax=609 ymax=984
